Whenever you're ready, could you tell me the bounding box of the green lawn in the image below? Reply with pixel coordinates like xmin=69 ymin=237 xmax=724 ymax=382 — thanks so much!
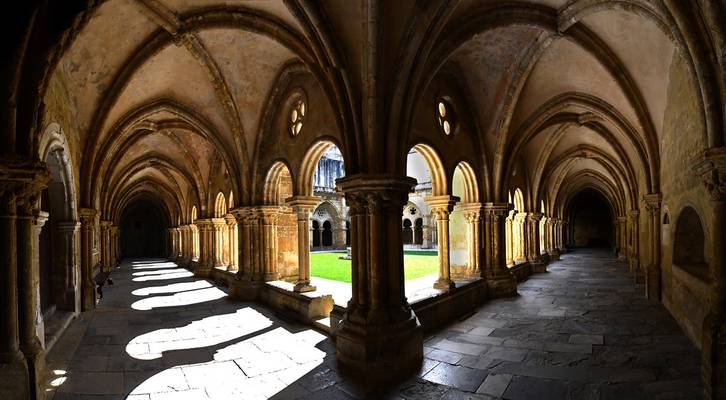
xmin=310 ymin=250 xmax=438 ymax=283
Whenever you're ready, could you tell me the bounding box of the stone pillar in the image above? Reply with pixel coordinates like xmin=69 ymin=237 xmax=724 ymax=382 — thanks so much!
xmin=526 ymin=212 xmax=546 ymax=272
xmin=57 ymin=221 xmax=80 ymax=312
xmin=546 ymin=219 xmax=560 ymax=261
xmin=229 ymin=208 xmax=259 ymax=299
xmin=505 ymin=212 xmax=514 ymax=266
xmin=483 ymin=203 xmax=517 ymax=298
xmin=288 ymin=196 xmax=319 ymax=293
xmin=628 ymin=209 xmax=641 ymax=282
xmin=211 ymin=219 xmax=226 ymax=268
xmin=166 ymin=228 xmax=174 ymax=259
xmin=100 ymin=221 xmax=111 ymax=272
xmin=426 ymin=196 xmax=459 ymax=290
xmin=109 ymin=226 xmax=118 ymax=268
xmin=193 ymin=219 xmax=213 ymax=277
xmin=460 ymin=204 xmax=482 ymax=277
xmin=617 ymin=217 xmax=627 ymax=261
xmin=422 ymin=216 xmax=431 ymax=248
xmin=17 ymin=194 xmax=45 ymax=400
xmin=225 ymin=215 xmax=238 ymax=272
xmin=513 ymin=212 xmax=528 ymax=263
xmin=333 ymin=222 xmax=346 ymax=249
xmin=335 ymin=174 xmax=423 ymax=382
xmin=258 ymin=207 xmax=281 ymax=281
xmin=693 ymin=149 xmax=726 ymax=399
xmin=79 ymin=208 xmax=98 ymax=311
xmin=643 ymin=194 xmax=662 ymax=301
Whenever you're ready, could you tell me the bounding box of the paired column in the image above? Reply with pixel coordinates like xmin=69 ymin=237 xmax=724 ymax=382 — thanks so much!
xmin=211 ymin=219 xmax=226 ymax=268
xmin=57 ymin=221 xmax=80 ymax=312
xmin=334 ymin=174 xmax=423 ymax=380
xmin=193 ymin=219 xmax=214 ymax=277
xmin=79 ymin=208 xmax=98 ymax=311
xmin=526 ymin=212 xmax=545 ymax=269
xmin=643 ymin=194 xmax=662 ymax=301
xmin=287 ymin=196 xmax=319 ymax=293
xmin=693 ymin=149 xmax=726 ymax=399
xmin=482 ymin=203 xmax=517 ymax=297
xmin=426 ymin=195 xmax=459 ymax=290
xmin=225 ymin=215 xmax=238 ymax=272
xmin=460 ymin=204 xmax=482 ymax=277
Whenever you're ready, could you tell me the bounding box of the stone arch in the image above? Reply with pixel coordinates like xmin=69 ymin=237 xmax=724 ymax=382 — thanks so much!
xmin=298 ymin=139 xmax=345 ymax=196
xmin=452 ymin=161 xmax=479 ymax=203
xmin=214 ymin=192 xmax=227 ymax=218
xmin=409 ymin=143 xmax=447 ymax=196
xmin=263 ymin=161 xmax=294 ymax=206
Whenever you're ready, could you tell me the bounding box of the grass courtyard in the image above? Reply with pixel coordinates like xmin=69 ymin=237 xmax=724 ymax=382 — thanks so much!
xmin=310 ymin=250 xmax=438 ymax=283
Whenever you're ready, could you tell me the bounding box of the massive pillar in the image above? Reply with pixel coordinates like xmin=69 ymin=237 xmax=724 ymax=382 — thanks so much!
xmin=79 ymin=208 xmax=97 ymax=311
xmin=288 ymin=196 xmax=319 ymax=293
xmin=483 ymin=203 xmax=517 ymax=298
xmin=426 ymin=196 xmax=458 ymax=290
xmin=693 ymin=150 xmax=726 ymax=400
xmin=0 ymin=162 xmax=49 ymax=400
xmin=335 ymin=174 xmax=422 ymax=381
xmin=643 ymin=194 xmax=662 ymax=301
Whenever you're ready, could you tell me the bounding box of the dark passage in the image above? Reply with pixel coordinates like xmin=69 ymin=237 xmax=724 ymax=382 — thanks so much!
xmin=567 ymin=189 xmax=614 ymax=248
xmin=120 ymin=199 xmax=167 ymax=257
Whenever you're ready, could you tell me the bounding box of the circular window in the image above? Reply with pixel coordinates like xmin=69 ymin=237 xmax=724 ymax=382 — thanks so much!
xmin=290 ymin=100 xmax=306 ymax=136
xmin=436 ymin=99 xmax=454 ymax=136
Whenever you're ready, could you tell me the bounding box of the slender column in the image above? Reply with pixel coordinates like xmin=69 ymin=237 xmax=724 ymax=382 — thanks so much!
xmin=258 ymin=207 xmax=281 ymax=281
xmin=505 ymin=212 xmax=514 ymax=266
xmin=79 ymin=208 xmax=98 ymax=311
xmin=693 ymin=149 xmax=726 ymax=399
xmin=225 ymin=215 xmax=238 ymax=272
xmin=335 ymin=174 xmax=423 ymax=380
xmin=546 ymin=219 xmax=560 ymax=260
xmin=422 ymin=216 xmax=431 ymax=248
xmin=483 ymin=203 xmax=517 ymax=297
xmin=17 ymin=193 xmax=45 ymax=400
xmin=643 ymin=194 xmax=662 ymax=301
xmin=210 ymin=219 xmax=225 ymax=268
xmin=460 ymin=204 xmax=482 ymax=277
xmin=287 ymin=196 xmax=319 ymax=293
xmin=193 ymin=219 xmax=213 ymax=277
xmin=426 ymin=196 xmax=459 ymax=290
xmin=526 ymin=212 xmax=545 ymax=267
xmin=57 ymin=221 xmax=80 ymax=312
xmin=0 ymin=189 xmax=22 ymax=367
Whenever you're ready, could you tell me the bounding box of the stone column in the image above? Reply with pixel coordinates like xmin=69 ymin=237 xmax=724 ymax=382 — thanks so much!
xmin=426 ymin=196 xmax=459 ymax=290
xmin=628 ymin=209 xmax=641 ymax=282
xmin=333 ymin=222 xmax=346 ymax=249
xmin=57 ymin=221 xmax=80 ymax=312
xmin=335 ymin=174 xmax=423 ymax=381
xmin=460 ymin=204 xmax=482 ymax=277
xmin=229 ymin=207 xmax=261 ymax=300
xmin=483 ymin=203 xmax=517 ymax=297
xmin=166 ymin=228 xmax=174 ymax=259
xmin=505 ymin=212 xmax=514 ymax=266
xmin=693 ymin=149 xmax=726 ymax=399
xmin=513 ymin=212 xmax=528 ymax=263
xmin=193 ymin=219 xmax=213 ymax=277
xmin=526 ymin=212 xmax=546 ymax=272
xmin=100 ymin=221 xmax=111 ymax=272
xmin=617 ymin=217 xmax=627 ymax=261
xmin=17 ymin=193 xmax=45 ymax=400
xmin=258 ymin=207 xmax=281 ymax=281
xmin=287 ymin=196 xmax=319 ymax=293
xmin=79 ymin=208 xmax=97 ymax=311
xmin=546 ymin=219 xmax=560 ymax=261
xmin=643 ymin=194 xmax=662 ymax=301
xmin=422 ymin=216 xmax=431 ymax=248
xmin=210 ymin=219 xmax=226 ymax=268
xmin=110 ymin=226 xmax=118 ymax=268
xmin=225 ymin=215 xmax=238 ymax=272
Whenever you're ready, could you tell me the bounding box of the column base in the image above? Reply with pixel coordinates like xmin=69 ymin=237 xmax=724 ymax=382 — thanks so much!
xmin=228 ymin=278 xmax=263 ymax=301
xmin=336 ymin=311 xmax=423 ymax=387
xmin=226 ymin=265 xmax=239 ymax=273
xmin=548 ymin=250 xmax=560 ymax=261
xmin=193 ymin=263 xmax=212 ymax=278
xmin=81 ymin=282 xmax=96 ymax=311
xmin=0 ymin=351 xmax=29 ymax=400
xmin=21 ymin=341 xmax=44 ymax=400
xmin=531 ymin=261 xmax=548 ymax=273
xmin=486 ymin=274 xmax=517 ymax=298
xmin=433 ymin=279 xmax=455 ymax=290
xmin=294 ymin=281 xmax=316 ymax=293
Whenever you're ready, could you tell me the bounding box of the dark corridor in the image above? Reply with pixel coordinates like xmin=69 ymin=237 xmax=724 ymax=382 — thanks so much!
xmin=567 ymin=189 xmax=614 ymax=248
xmin=119 ymin=199 xmax=167 ymax=257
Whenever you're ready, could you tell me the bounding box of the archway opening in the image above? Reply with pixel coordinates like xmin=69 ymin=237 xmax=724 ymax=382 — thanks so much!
xmin=120 ymin=198 xmax=168 ymax=257
xmin=404 ymin=146 xmax=441 ymax=299
xmin=451 ymin=162 xmax=480 ymax=277
xmin=673 ymin=207 xmax=707 ymax=279
xmin=322 ymin=221 xmax=333 ymax=247
xmin=566 ymin=189 xmax=614 ymax=248
xmin=262 ymin=162 xmax=297 ymax=279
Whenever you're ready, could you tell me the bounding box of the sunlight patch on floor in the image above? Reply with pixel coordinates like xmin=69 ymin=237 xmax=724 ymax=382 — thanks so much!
xmin=125 ymin=307 xmax=273 ymax=360
xmin=132 ymin=281 xmax=212 ymax=296
xmin=127 ymin=326 xmax=327 ymax=399
xmin=132 ymin=268 xmax=194 ymax=282
xmin=131 ymin=286 xmax=227 ymax=310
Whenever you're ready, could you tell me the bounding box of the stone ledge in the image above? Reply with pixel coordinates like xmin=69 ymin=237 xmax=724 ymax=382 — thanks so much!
xmin=412 ymin=279 xmax=488 ymax=334
xmin=261 ymin=281 xmax=334 ymax=324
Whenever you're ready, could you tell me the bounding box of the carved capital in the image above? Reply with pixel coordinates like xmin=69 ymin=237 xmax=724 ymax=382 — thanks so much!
xmin=692 ymin=148 xmax=726 ymax=201
xmin=642 ymin=193 xmax=662 ymax=216
xmin=79 ymin=208 xmax=98 ymax=226
xmin=336 ymin=174 xmax=416 ymax=215
xmin=483 ymin=202 xmax=512 ymax=222
xmin=286 ymin=195 xmax=320 ymax=219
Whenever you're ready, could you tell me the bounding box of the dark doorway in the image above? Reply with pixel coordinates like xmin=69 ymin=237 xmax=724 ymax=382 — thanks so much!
xmin=567 ymin=189 xmax=614 ymax=248
xmin=414 ymin=218 xmax=423 ymax=245
xmin=322 ymin=221 xmax=333 ymax=247
xmin=312 ymin=220 xmax=321 ymax=247
xmin=120 ymin=199 xmax=167 ymax=257
xmin=345 ymin=221 xmax=350 ymax=246
xmin=403 ymin=220 xmax=413 ymax=244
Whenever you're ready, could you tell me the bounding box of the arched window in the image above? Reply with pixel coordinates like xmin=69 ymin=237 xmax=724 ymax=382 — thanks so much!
xmin=214 ymin=192 xmax=226 ymax=218
xmin=312 ymin=220 xmax=321 ymax=247
xmin=673 ymin=207 xmax=706 ymax=274
xmin=414 ymin=218 xmax=423 ymax=245
xmin=290 ymin=99 xmax=306 ymax=136
xmin=402 ymin=219 xmax=413 ymax=245
xmin=322 ymin=221 xmax=333 ymax=247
